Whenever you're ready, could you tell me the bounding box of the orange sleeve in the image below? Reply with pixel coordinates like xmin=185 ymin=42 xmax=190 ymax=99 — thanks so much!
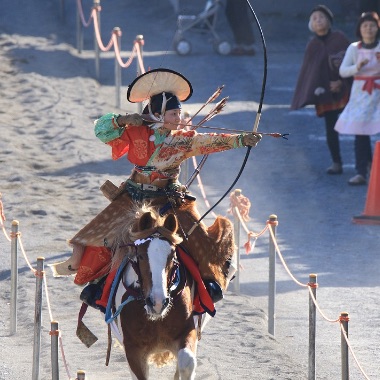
xmin=107 ymin=131 xmax=131 ymax=160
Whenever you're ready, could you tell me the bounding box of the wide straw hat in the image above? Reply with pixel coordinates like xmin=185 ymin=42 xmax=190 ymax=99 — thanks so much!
xmin=127 ymin=68 xmax=193 ymax=103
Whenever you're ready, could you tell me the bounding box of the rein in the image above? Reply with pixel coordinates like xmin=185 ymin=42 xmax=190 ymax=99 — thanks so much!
xmin=106 ymin=234 xmax=184 ymax=324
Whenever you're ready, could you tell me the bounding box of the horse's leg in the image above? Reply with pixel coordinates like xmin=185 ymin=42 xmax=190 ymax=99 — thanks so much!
xmin=174 ymin=364 xmax=180 ymax=380
xmin=176 ymin=329 xmax=198 ymax=380
xmin=177 ymin=347 xmax=197 ymax=380
xmin=125 ymin=349 xmax=149 ymax=380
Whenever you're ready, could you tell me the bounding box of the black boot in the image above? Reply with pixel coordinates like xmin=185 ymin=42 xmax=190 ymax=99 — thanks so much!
xmin=204 ymin=280 xmax=224 ymax=303
xmin=80 ymin=277 xmax=106 ymax=311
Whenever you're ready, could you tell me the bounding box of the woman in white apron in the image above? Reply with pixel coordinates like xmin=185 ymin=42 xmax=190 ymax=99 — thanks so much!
xmin=335 ymin=12 xmax=380 ymax=185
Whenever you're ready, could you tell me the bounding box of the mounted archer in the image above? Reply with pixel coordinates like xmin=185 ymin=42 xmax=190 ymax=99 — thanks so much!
xmin=51 ymin=68 xmax=261 ymax=313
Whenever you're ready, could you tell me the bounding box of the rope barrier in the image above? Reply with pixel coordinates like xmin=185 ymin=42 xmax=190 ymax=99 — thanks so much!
xmin=229 ymin=191 xmax=373 ymax=379
xmin=340 ymin=322 xmax=371 ymax=380
xmin=92 ymin=9 xmax=115 ymax=52
xmin=17 ymin=234 xmax=37 ymax=274
xmin=59 ymin=334 xmax=73 ymax=379
xmin=267 ymin=224 xmax=308 ymax=288
xmin=0 ymin=193 xmax=11 ymax=241
xmin=76 ymin=0 xmax=145 ymax=74
xmin=227 ymin=190 xmax=271 ymax=254
xmin=43 ymin=273 xmax=54 ymax=323
xmin=0 ymin=212 xmax=74 ymax=379
xmin=0 ymin=192 xmax=375 ymax=379
xmin=76 ymin=0 xmax=94 ymax=27
xmin=1 ymin=219 xmax=10 ymax=238
xmin=0 ymin=221 xmax=11 ymax=241
xmin=266 ymin=215 xmax=372 ymax=378
xmin=307 ymin=286 xmax=340 ymax=323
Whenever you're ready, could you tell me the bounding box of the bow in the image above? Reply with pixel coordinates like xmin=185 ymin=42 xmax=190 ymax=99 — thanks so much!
xmin=187 ymin=0 xmax=267 ymax=236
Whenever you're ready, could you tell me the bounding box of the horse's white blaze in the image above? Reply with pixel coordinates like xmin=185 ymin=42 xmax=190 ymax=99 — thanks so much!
xmin=147 ymin=238 xmax=171 ymax=313
xmin=177 ymin=347 xmax=197 ymax=380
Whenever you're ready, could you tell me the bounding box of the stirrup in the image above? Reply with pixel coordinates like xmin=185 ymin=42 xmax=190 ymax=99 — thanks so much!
xmin=204 ymin=280 xmax=224 ymax=303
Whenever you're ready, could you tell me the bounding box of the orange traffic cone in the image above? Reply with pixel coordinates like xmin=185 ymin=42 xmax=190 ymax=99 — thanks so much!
xmin=353 ymin=141 xmax=380 ymax=225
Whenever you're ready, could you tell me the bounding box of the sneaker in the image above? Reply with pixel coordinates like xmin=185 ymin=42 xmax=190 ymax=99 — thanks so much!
xmin=348 ymin=174 xmax=366 ymax=186
xmin=326 ymin=163 xmax=343 ymax=175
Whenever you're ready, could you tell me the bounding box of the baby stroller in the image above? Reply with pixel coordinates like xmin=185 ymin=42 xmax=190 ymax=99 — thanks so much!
xmin=173 ymin=0 xmax=232 ymax=55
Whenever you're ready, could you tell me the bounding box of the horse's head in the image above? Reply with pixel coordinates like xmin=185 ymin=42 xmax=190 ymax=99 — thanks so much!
xmin=130 ymin=209 xmax=183 ymax=320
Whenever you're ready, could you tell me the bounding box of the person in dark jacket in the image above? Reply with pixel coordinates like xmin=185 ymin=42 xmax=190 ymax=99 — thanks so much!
xmin=291 ymin=5 xmax=352 ymax=175
xmin=225 ymin=0 xmax=255 ymax=56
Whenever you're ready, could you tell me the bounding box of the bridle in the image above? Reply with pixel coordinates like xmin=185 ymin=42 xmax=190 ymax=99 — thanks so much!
xmin=123 ymin=233 xmax=185 ymax=305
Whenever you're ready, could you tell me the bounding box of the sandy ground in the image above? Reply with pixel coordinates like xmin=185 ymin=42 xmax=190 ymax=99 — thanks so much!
xmin=1 ymin=0 xmax=380 ymax=379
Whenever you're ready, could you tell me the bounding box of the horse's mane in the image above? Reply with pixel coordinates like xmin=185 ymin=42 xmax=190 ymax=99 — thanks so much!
xmin=111 ymin=203 xmax=182 ymax=270
xmin=110 ymin=203 xmax=152 ymax=269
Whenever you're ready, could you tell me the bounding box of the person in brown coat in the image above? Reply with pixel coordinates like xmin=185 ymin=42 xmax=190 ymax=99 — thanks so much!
xmin=291 ymin=5 xmax=352 ymax=174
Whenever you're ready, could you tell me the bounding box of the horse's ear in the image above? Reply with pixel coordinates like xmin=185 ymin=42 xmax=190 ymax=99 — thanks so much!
xmin=163 ymin=214 xmax=178 ymax=234
xmin=139 ymin=212 xmax=156 ymax=231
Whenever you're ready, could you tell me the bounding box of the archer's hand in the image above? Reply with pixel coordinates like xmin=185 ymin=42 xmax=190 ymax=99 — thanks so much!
xmin=117 ymin=113 xmax=143 ymax=127
xmin=242 ymin=133 xmax=262 ymax=147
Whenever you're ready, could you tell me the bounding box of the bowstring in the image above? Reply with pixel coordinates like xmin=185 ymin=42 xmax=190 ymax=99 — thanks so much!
xmin=187 ymin=0 xmax=268 ymax=233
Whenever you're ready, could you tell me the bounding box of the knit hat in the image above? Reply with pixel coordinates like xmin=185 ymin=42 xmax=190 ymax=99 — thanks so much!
xmin=310 ymin=5 xmax=334 ymax=23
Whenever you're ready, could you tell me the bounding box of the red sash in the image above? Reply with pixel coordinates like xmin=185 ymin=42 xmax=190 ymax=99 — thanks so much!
xmin=354 ymin=76 xmax=380 ymax=95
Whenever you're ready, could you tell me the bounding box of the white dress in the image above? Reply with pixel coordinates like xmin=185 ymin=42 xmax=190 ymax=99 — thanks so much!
xmin=334 ymin=41 xmax=380 ymax=135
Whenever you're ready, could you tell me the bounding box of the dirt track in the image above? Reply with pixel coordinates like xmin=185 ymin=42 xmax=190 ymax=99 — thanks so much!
xmin=1 ymin=0 xmax=380 ymax=379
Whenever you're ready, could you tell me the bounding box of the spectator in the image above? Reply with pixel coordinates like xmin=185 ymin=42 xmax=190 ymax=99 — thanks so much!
xmin=334 ymin=12 xmax=380 ymax=185
xmin=225 ymin=0 xmax=255 ymax=55
xmin=291 ymin=5 xmax=352 ymax=175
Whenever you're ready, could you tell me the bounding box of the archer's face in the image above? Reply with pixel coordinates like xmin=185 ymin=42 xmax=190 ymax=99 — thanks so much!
xmin=162 ymin=109 xmax=182 ymax=130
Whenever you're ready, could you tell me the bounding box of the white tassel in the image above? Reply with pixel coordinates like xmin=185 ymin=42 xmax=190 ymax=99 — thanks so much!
xmin=160 ymin=92 xmax=168 ymax=115
xmin=146 ymin=92 xmax=174 ymax=130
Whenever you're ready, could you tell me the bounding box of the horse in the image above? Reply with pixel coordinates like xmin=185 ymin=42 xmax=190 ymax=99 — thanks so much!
xmin=108 ymin=205 xmax=203 ymax=380
xmin=52 ymin=187 xmax=237 ymax=377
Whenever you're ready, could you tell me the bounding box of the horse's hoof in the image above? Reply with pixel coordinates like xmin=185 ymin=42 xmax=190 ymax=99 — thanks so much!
xmin=204 ymin=280 xmax=224 ymax=303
